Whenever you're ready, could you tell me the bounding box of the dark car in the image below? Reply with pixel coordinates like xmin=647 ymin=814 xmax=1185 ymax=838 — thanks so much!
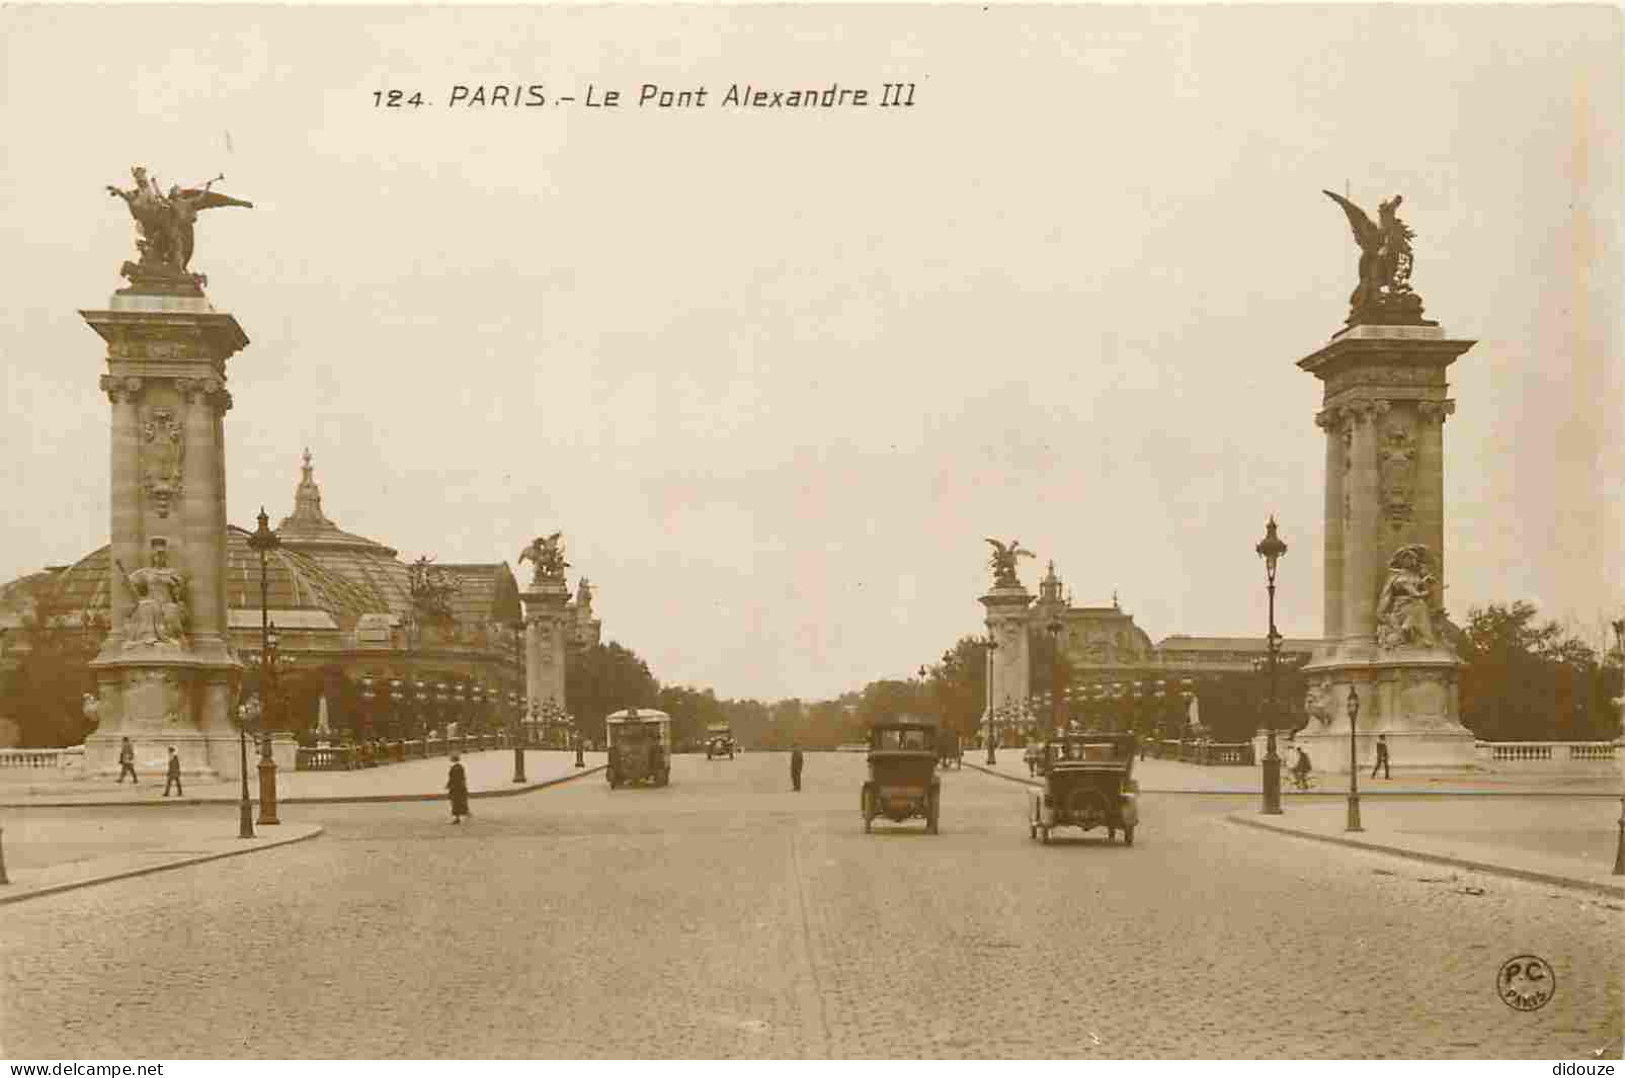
xmin=860 ymin=722 xmax=942 ymax=834
xmin=1028 ymin=732 xmax=1139 ymax=845
xmin=704 ymin=723 xmax=735 ymax=760
xmin=936 ymin=730 xmax=962 ymax=770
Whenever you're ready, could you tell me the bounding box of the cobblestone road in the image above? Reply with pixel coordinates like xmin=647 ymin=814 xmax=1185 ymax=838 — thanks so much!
xmin=1 ymin=753 xmax=1619 ymax=1058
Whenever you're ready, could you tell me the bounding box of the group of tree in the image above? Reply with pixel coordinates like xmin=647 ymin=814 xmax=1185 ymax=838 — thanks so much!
xmin=0 ymin=577 xmax=105 ymax=748
xmin=4 ymin=594 xmax=1620 ymax=750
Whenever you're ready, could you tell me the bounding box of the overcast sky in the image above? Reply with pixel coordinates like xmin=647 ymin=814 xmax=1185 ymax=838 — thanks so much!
xmin=1 ymin=4 xmax=1619 ymax=700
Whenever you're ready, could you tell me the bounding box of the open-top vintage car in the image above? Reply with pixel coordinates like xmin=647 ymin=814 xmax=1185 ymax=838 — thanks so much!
xmin=605 ymin=707 xmax=672 ymax=788
xmin=704 ymin=722 xmax=735 ymax=760
xmin=1028 ymin=732 xmax=1139 ymax=845
xmin=861 ymin=721 xmax=942 ymax=834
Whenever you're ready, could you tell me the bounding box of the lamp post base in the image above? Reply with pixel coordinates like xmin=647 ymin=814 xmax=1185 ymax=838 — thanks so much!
xmin=1612 ymin=796 xmax=1624 ymax=876
xmin=1260 ymin=751 xmax=1283 ymax=815
xmin=512 ymin=746 xmax=527 ymax=784
xmin=1346 ymin=794 xmax=1364 ymax=832
xmin=238 ymin=799 xmax=256 ymax=839
xmin=256 ymin=758 xmax=280 ymax=825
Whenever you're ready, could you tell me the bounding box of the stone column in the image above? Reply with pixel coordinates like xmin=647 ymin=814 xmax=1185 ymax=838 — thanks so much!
xmin=980 ymin=583 xmax=1034 ymax=740
xmin=81 ymin=293 xmax=249 ymax=781
xmin=98 ymin=375 xmax=144 ymax=649
xmin=1296 ymin=323 xmax=1476 ymax=770
xmin=177 ymin=377 xmax=225 ymax=660
xmin=1315 ymin=408 xmax=1344 ymax=643
xmin=521 ymin=576 xmax=572 ymax=737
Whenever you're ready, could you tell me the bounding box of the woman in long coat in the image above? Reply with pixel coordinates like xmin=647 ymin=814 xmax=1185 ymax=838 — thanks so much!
xmin=447 ymin=753 xmax=471 ymax=824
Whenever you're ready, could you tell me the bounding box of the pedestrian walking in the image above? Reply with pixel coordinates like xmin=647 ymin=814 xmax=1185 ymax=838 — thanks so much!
xmin=790 ymin=743 xmax=804 ymax=792
xmin=447 ymin=753 xmax=470 ymax=824
xmin=162 ymin=746 xmax=182 ymax=797
xmin=1371 ymin=734 xmax=1391 ymax=779
xmin=116 ymin=736 xmax=138 ymax=784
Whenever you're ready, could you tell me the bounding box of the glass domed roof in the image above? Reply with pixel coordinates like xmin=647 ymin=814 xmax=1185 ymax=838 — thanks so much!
xmin=44 ymin=527 xmax=392 ymax=627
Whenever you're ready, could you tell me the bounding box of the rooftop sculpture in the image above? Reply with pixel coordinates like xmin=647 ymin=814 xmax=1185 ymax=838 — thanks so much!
xmin=984 ymin=538 xmax=1035 ymax=589
xmin=107 ymin=166 xmax=253 ymax=293
xmin=519 ymin=532 xmax=569 ymax=586
xmin=1323 ymin=190 xmax=1432 ymax=327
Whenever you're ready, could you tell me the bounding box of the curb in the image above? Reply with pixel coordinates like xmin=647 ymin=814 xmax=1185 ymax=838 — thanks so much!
xmin=0 ymin=824 xmax=325 ymax=907
xmin=961 ymin=762 xmax=1621 ymax=799
xmin=0 ymin=764 xmax=606 ymax=810
xmin=1226 ymin=814 xmax=1625 ymax=899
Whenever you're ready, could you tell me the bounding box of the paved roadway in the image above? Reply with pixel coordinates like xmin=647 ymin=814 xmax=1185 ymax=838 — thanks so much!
xmin=1 ymin=752 xmax=1619 ymax=1059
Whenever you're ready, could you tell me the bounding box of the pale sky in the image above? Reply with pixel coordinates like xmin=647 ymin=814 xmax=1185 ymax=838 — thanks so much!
xmin=2 ymin=4 xmax=1620 ymax=700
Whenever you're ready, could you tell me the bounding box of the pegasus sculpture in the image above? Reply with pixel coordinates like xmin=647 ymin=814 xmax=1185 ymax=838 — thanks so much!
xmin=1322 ymin=190 xmax=1431 ymax=327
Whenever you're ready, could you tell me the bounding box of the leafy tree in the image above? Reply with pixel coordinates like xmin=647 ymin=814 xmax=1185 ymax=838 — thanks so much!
xmin=1458 ymin=602 xmax=1621 ymax=741
xmin=922 ymin=635 xmax=990 ymax=740
xmin=566 ymin=640 xmax=660 ymax=744
xmin=0 ymin=577 xmax=106 ymax=747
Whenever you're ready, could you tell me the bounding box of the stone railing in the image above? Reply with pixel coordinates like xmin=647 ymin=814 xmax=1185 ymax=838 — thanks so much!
xmin=295 ymin=731 xmax=511 ymax=771
xmin=296 ymin=745 xmax=357 ymax=771
xmin=1201 ymin=741 xmax=1256 ymax=766
xmin=1142 ymin=739 xmax=1254 ymax=765
xmin=1476 ymin=741 xmax=1622 ymax=766
xmin=0 ymin=747 xmax=81 ymax=769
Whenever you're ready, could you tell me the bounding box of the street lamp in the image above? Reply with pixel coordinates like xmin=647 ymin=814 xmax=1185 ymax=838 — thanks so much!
xmin=242 ymin=506 xmax=281 ymax=838
xmin=256 ymin=621 xmax=283 ymax=825
xmin=1346 ymin=685 xmax=1363 ymax=832
xmin=1255 ymin=516 xmax=1287 ymax=816
xmin=985 ymin=635 xmax=1000 ymax=765
xmin=1611 ymin=617 xmax=1623 ymax=876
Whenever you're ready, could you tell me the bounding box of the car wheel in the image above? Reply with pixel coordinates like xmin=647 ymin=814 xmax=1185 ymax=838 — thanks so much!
xmin=1124 ymin=825 xmax=1135 ymax=847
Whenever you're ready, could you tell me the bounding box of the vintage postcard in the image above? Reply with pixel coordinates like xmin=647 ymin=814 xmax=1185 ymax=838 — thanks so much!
xmin=0 ymin=2 xmax=1620 ymax=1064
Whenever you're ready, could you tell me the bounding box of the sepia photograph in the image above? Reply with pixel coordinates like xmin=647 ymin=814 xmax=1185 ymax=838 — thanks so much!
xmin=0 ymin=0 xmax=1620 ymax=1063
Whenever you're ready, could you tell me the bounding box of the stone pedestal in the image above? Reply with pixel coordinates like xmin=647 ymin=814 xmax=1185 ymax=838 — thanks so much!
xmin=80 ymin=291 xmax=248 ymax=781
xmin=1297 ymin=322 xmax=1478 ymax=769
xmin=521 ymin=576 xmax=572 ymax=714
xmin=980 ymin=583 xmax=1034 ymax=743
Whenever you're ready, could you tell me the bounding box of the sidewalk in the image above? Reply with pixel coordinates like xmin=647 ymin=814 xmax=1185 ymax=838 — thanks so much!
xmin=0 ymin=812 xmax=324 ymax=906
xmin=0 ymin=749 xmax=606 ymax=808
xmin=965 ymin=753 xmax=1625 ymax=797
xmin=1229 ymin=798 xmax=1625 ymax=899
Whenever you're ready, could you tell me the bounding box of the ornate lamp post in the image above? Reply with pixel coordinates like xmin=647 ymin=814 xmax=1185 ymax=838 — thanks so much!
xmin=255 ymin=621 xmax=283 ymax=825
xmin=1346 ymin=685 xmax=1363 ymax=832
xmin=1612 ymin=617 xmax=1624 ymax=876
xmin=985 ymin=635 xmax=999 ymax=765
xmin=241 ymin=506 xmax=281 ymax=838
xmin=1255 ymin=516 xmax=1287 ymax=815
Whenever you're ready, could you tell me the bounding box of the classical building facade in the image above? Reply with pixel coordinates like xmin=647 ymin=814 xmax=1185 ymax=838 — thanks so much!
xmin=1012 ymin=560 xmax=1320 ymax=737
xmin=0 ymin=451 xmax=605 ymax=743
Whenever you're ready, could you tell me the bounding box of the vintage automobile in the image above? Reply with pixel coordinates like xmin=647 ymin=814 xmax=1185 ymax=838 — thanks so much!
xmin=704 ymin=722 xmax=735 ymax=760
xmin=605 ymin=707 xmax=672 ymax=788
xmin=860 ymin=721 xmax=942 ymax=834
xmin=1028 ymin=732 xmax=1139 ymax=845
xmin=936 ymin=729 xmax=962 ymax=770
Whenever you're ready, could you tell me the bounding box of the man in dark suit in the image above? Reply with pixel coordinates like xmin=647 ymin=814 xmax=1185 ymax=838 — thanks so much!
xmin=790 ymin=744 xmax=804 ymax=792
xmin=117 ymin=737 xmax=138 ymax=784
xmin=1371 ymin=734 xmax=1391 ymax=779
xmin=163 ymin=746 xmax=182 ymax=797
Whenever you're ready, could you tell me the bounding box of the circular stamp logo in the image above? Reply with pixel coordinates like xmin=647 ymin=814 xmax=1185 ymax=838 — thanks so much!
xmin=1498 ymin=954 xmax=1556 ymax=1012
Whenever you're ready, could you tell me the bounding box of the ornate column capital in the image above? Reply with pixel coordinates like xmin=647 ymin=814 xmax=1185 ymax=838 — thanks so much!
xmin=1416 ymin=399 xmax=1456 ymax=425
xmin=99 ymin=373 xmax=144 ymax=404
xmin=175 ymin=376 xmax=231 ymax=414
xmin=1343 ymin=400 xmax=1380 ymax=426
